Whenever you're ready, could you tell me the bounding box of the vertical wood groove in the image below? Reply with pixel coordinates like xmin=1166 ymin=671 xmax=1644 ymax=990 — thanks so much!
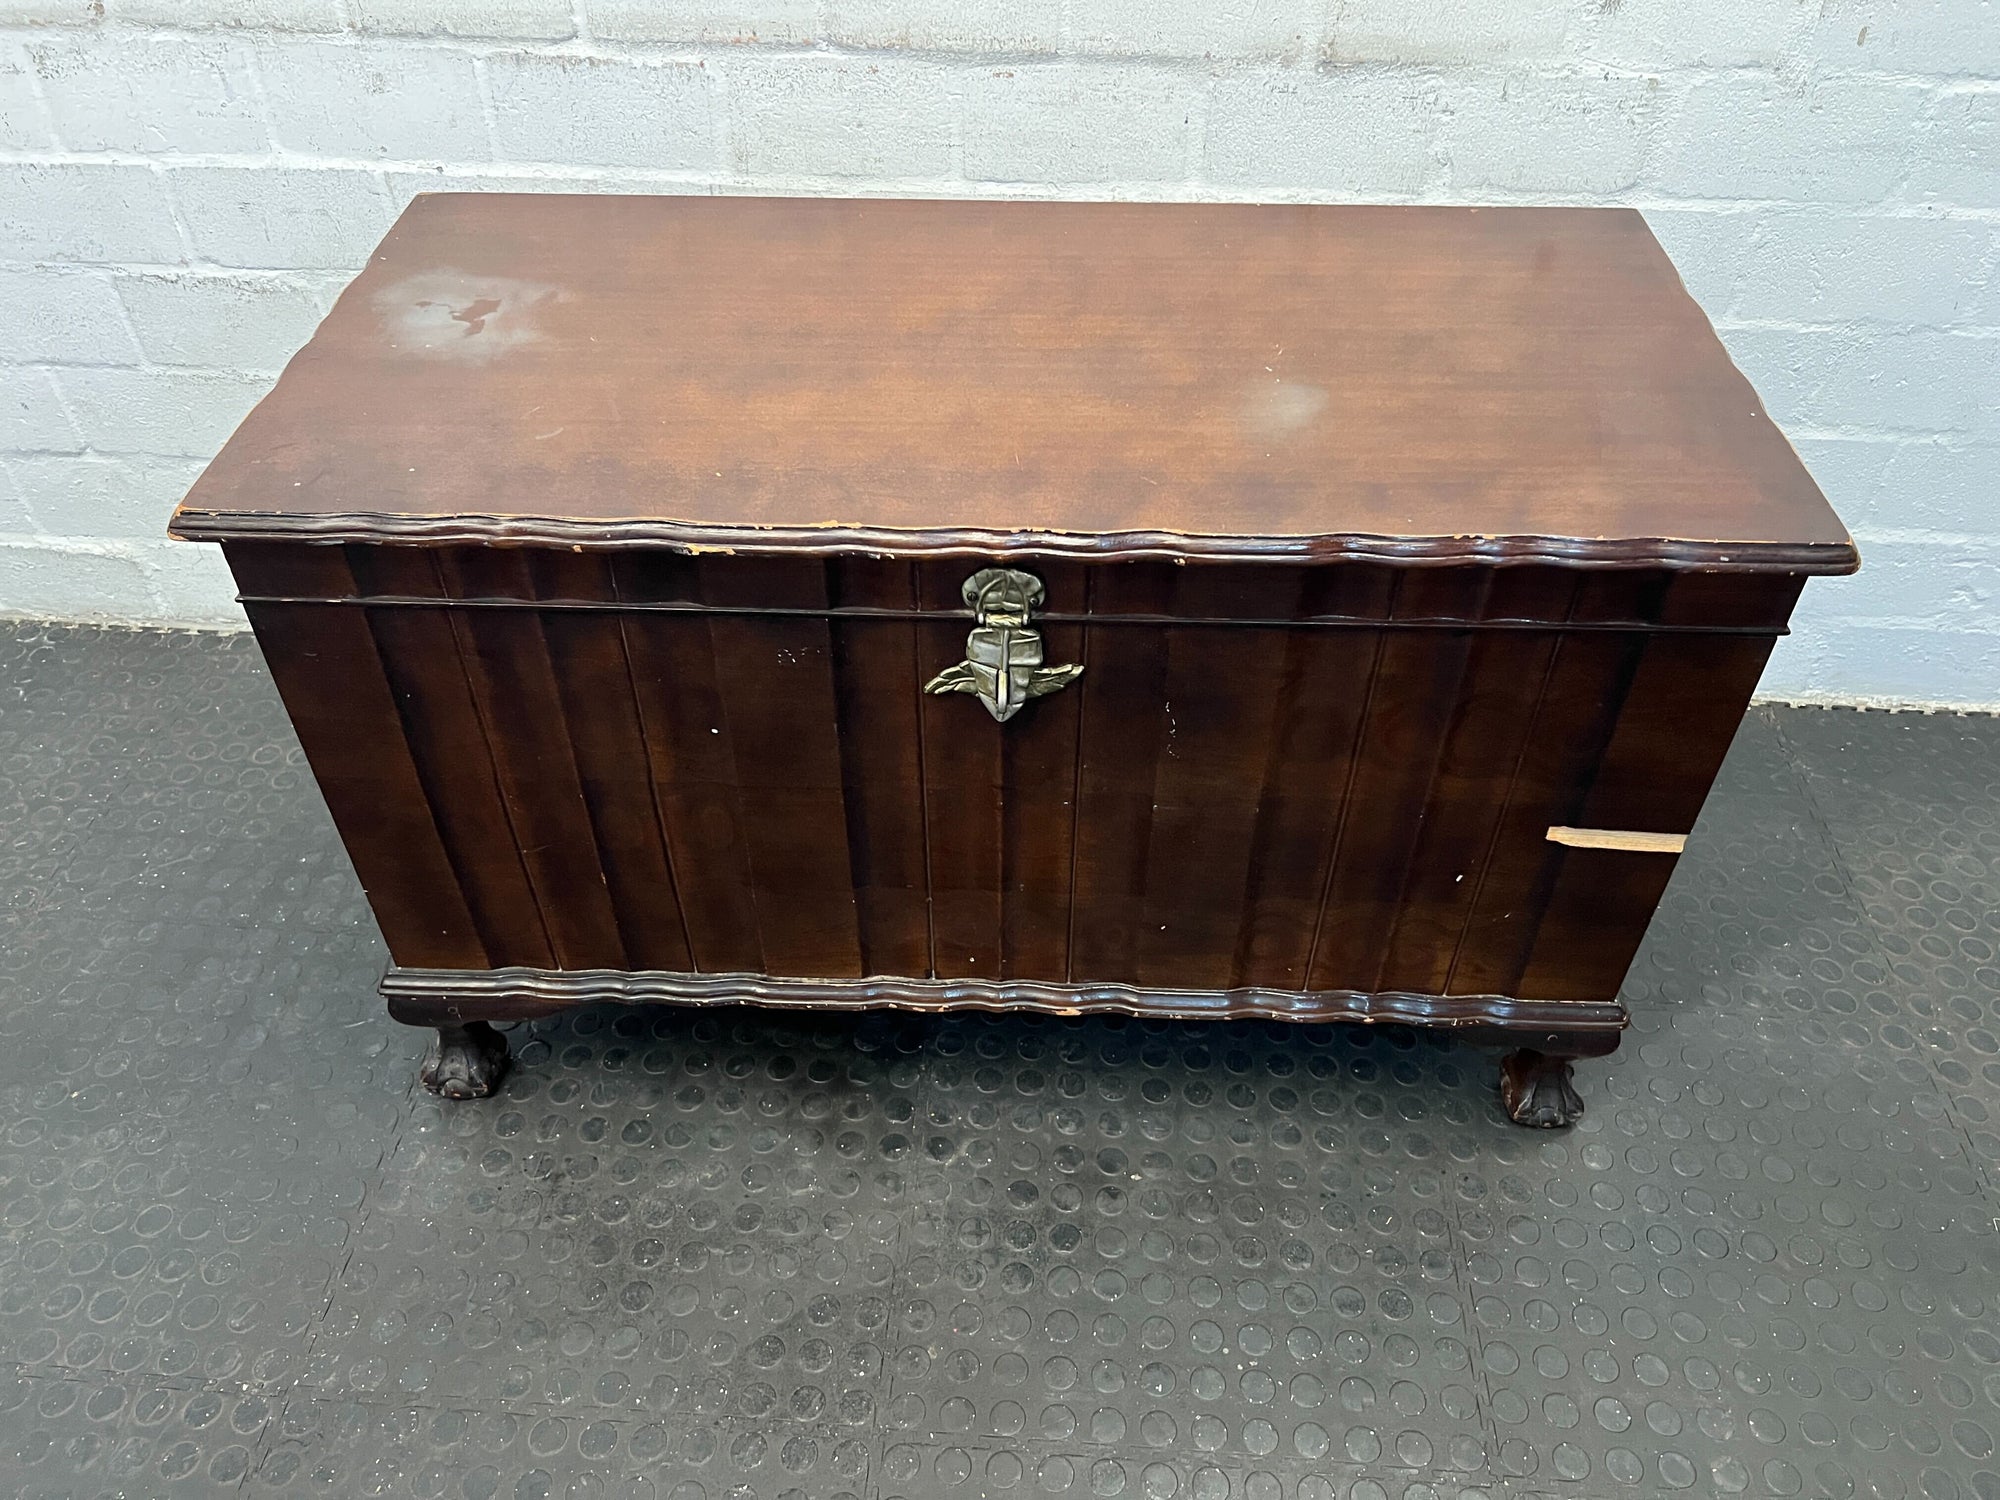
xmin=1371 ymin=571 xmax=1583 ymax=995
xmin=1365 ymin=633 xmax=1478 ymax=992
xmin=531 ymin=597 xmax=680 ymax=971
xmin=699 ymin=562 xmax=864 ymax=978
xmin=239 ymin=591 xmax=488 ymax=971
xmin=1496 ymin=625 xmax=1657 ymax=997
xmin=1299 ymin=603 xmax=1394 ymax=987
xmin=358 ymin=606 xmax=513 ymax=967
xmin=535 ymin=616 xmax=643 ymax=970
xmin=235 ymin=543 xmax=1796 ymax=1006
xmin=1440 ymin=578 xmax=1578 ymax=995
xmin=825 ymin=559 xmax=930 ymax=979
xmin=613 ymin=611 xmax=699 ymax=973
xmin=427 ymin=552 xmax=561 ymax=967
xmin=1225 ymin=651 xmax=1300 ymax=987
xmin=605 ymin=559 xmax=697 ymax=971
xmin=616 ymin=596 xmax=769 ymax=976
xmin=1228 ymin=629 xmax=1308 ymax=989
xmin=1066 ymin=566 xmax=1177 ymax=984
xmin=909 ymin=575 xmax=940 ymax=980
xmin=1060 ymin=573 xmax=1095 ymax=984
xmin=331 ymin=546 xmax=553 ymax=968
xmin=1313 ymin=567 xmax=1523 ymax=993
xmin=438 ymin=550 xmax=631 ymax=969
xmin=1000 ymin=586 xmax=1086 ymax=981
xmin=360 ymin=633 xmax=474 ymax=943
xmin=1001 ymin=732 xmax=1019 ymax=977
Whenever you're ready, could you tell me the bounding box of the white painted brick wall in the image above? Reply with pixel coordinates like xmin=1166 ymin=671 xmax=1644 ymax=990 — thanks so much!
xmin=725 ymin=56 xmax=958 ymax=178
xmin=29 ymin=34 xmax=268 ymax=154
xmin=585 ymin=0 xmax=816 ymax=47
xmin=1206 ymin=70 xmax=1442 ymax=193
xmin=962 ymin=65 xmax=1198 ymax=184
xmin=827 ymin=0 xmax=1066 ymax=56
xmin=3 ymin=368 xmax=81 ymax=451
xmin=168 ymin=164 xmax=396 ymax=268
xmin=261 ymin=41 xmax=492 ymax=160
xmin=0 ymin=1 xmax=1994 ymax=705
xmin=487 ymin=53 xmax=716 ymax=170
xmin=0 ymin=265 xmax=138 ymax=362
xmin=114 ymin=269 xmax=332 ymax=367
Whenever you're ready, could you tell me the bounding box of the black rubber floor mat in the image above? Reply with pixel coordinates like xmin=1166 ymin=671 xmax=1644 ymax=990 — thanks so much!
xmin=1 ymin=620 xmax=1996 ymax=1499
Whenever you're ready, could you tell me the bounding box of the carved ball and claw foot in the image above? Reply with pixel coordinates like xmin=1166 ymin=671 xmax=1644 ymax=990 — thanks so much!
xmin=1500 ymin=1048 xmax=1585 ymax=1128
xmin=420 ymin=1021 xmax=510 ymax=1099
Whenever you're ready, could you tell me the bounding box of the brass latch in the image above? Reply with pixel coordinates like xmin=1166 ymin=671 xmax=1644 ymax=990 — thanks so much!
xmin=923 ymin=567 xmax=1084 ymax=722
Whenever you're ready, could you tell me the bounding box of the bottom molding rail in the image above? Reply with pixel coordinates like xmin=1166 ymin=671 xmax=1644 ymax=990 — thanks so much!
xmin=380 ymin=965 xmax=1627 ymax=1051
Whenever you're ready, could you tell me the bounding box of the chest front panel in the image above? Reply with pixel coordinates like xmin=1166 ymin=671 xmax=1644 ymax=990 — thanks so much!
xmin=228 ymin=543 xmax=1795 ymax=1006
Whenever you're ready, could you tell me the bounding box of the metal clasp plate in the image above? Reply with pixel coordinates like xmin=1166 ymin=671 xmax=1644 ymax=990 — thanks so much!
xmin=923 ymin=567 xmax=1084 ymax=722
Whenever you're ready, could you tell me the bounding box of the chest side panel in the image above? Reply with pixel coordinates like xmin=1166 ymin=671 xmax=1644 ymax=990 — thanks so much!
xmin=1509 ymin=578 xmax=1798 ymax=1002
xmin=230 ymin=544 xmax=497 ymax=970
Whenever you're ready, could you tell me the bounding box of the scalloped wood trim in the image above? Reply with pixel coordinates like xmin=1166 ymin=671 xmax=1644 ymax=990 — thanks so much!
xmin=170 ymin=509 xmax=1862 ymax=575
xmin=377 ymin=964 xmax=1631 ymax=1033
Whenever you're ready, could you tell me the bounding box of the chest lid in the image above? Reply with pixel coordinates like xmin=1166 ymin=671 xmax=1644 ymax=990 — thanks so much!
xmin=171 ymin=195 xmax=1855 ymax=576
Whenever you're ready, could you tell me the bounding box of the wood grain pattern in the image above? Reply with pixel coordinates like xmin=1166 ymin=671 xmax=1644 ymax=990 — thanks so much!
xmin=432 ymin=547 xmax=629 ymax=969
xmin=174 ymin=197 xmax=1855 ymax=577
xmin=617 ymin=611 xmax=766 ymax=974
xmin=526 ymin=551 xmax=693 ymax=972
xmin=226 ymin=545 xmax=1791 ymax=1015
xmin=227 ymin=543 xmax=489 ymax=971
xmin=1066 ymin=565 xmax=1177 ymax=983
xmin=826 ymin=559 xmax=932 ymax=978
xmin=183 ymin=197 xmax=1860 ymax=1108
xmin=346 ymin=546 xmax=554 ymax=968
xmin=998 ymin=573 xmax=1086 ymax=980
xmin=1516 ymin=629 xmax=1778 ymax=1000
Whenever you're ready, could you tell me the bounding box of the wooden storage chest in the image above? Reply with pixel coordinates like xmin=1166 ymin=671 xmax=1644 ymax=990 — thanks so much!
xmin=170 ymin=195 xmax=1856 ymax=1125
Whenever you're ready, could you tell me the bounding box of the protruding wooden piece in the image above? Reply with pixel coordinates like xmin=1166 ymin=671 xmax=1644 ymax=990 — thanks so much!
xmin=1546 ymin=825 xmax=1687 ymax=853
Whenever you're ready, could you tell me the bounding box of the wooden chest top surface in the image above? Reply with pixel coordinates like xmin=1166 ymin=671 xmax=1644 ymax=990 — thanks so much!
xmin=173 ymin=195 xmax=1853 ymax=573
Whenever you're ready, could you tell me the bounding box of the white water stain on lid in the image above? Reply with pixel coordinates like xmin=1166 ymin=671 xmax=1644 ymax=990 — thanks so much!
xmin=374 ymin=269 xmax=562 ymax=361
xmin=1240 ymin=379 xmax=1330 ymax=442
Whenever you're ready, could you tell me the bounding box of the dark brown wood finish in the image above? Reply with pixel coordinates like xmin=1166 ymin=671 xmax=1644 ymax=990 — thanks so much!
xmin=234 ymin=580 xmax=490 ymax=971
xmin=226 ymin=543 xmax=1790 ymax=1006
xmin=185 ymin=198 xmax=1856 ymax=1123
xmin=347 ymin=548 xmax=557 ymax=969
xmin=379 ymin=964 xmax=1631 ymax=1034
xmin=825 ymin=560 xmax=933 ymax=979
xmin=174 ymin=197 xmax=1853 ymax=575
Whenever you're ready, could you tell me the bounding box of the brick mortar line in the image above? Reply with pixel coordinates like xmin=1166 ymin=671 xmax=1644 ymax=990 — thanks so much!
xmin=0 ymin=357 xmax=287 ymax=375
xmin=5 ymin=21 xmax=2000 ymax=88
xmin=0 ymin=261 xmax=349 ymax=280
xmin=8 ymin=154 xmax=2000 ymax=228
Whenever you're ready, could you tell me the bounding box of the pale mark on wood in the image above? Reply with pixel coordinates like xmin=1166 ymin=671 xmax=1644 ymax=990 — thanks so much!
xmin=376 ymin=269 xmax=562 ymax=363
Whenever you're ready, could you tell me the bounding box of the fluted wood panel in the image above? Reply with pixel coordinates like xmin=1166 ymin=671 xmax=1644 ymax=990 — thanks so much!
xmin=433 ymin=547 xmax=630 ymax=969
xmin=227 ymin=544 xmax=1793 ymax=1005
xmin=826 ymin=561 xmax=932 ymax=979
xmin=348 ymin=546 xmax=555 ymax=969
xmin=240 ymin=587 xmax=490 ymax=971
